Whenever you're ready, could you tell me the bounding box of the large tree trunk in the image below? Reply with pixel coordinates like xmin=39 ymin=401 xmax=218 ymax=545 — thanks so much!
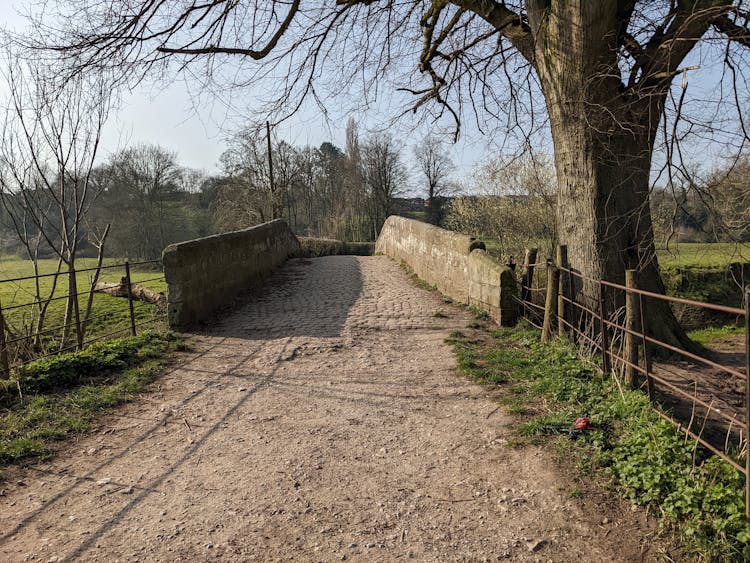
xmin=530 ymin=2 xmax=695 ymax=351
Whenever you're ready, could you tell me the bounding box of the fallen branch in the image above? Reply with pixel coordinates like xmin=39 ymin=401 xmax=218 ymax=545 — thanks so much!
xmin=94 ymin=278 xmax=164 ymax=304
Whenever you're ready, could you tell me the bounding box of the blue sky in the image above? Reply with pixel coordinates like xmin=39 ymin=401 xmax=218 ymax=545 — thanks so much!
xmin=0 ymin=1 xmax=494 ymax=185
xmin=0 ymin=2 xmax=744 ymax=191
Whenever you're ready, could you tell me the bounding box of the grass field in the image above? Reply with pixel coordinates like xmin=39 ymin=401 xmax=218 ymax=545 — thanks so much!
xmin=656 ymin=242 xmax=750 ymax=269
xmin=0 ymin=255 xmax=166 ymax=365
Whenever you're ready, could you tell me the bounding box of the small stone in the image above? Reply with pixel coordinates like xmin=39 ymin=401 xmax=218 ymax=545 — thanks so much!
xmin=238 ymin=387 xmax=247 ymax=392
xmin=87 ymin=447 xmax=97 ymax=455
xmin=96 ymin=478 xmax=111 ymax=486
xmin=118 ymin=486 xmax=134 ymax=494
xmin=348 ymin=543 xmax=357 ymax=548
xmin=601 ymin=517 xmax=610 ymax=525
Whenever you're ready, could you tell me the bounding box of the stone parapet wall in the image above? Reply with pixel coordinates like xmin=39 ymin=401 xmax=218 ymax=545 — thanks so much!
xmin=375 ymin=216 xmax=518 ymax=325
xmin=163 ymin=219 xmax=300 ymax=329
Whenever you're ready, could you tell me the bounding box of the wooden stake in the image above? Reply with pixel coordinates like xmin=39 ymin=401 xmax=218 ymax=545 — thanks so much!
xmin=0 ymin=301 xmax=10 ymax=379
xmin=556 ymin=245 xmax=568 ymax=337
xmin=624 ymin=269 xmax=640 ymax=388
xmin=521 ymin=248 xmax=538 ymax=302
xmin=541 ymin=263 xmax=560 ymax=343
xmin=125 ymin=261 xmax=137 ymax=337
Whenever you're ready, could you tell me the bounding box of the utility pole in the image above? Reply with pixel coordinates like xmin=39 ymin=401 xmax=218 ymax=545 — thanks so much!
xmin=266 ymin=121 xmax=277 ymax=219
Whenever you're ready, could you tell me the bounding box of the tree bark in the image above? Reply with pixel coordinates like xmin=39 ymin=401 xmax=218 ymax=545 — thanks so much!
xmin=531 ymin=2 xmax=695 ymax=351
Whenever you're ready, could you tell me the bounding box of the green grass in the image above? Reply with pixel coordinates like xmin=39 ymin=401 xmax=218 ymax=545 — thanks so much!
xmin=0 ymin=255 xmax=166 ymax=360
xmin=688 ymin=324 xmax=746 ymax=346
xmin=0 ymin=331 xmax=183 ymax=465
xmin=468 ymin=305 xmax=491 ymax=320
xmin=447 ymin=324 xmax=750 ymax=561
xmin=657 ymin=243 xmax=750 ymax=269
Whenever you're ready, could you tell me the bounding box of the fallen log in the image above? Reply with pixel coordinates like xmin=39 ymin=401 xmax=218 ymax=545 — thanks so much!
xmin=94 ymin=278 xmax=164 ymax=304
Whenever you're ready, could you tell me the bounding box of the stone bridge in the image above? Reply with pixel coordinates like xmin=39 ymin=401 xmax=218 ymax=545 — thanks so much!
xmin=0 ymin=218 xmax=653 ymax=561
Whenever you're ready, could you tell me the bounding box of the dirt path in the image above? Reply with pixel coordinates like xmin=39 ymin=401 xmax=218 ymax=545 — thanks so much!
xmin=1 ymin=256 xmax=661 ymax=561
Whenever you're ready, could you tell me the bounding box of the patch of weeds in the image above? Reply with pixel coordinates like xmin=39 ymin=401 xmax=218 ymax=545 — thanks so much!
xmin=445 ymin=320 xmax=750 ymax=561
xmin=687 ymin=324 xmax=745 ymax=346
xmin=15 ymin=331 xmax=179 ymax=394
xmin=566 ymin=486 xmax=583 ymax=499
xmin=468 ymin=305 xmax=491 ymax=320
xmin=433 ymin=310 xmax=449 ymax=318
xmin=505 ymin=437 xmax=530 ymax=449
xmin=465 ymin=321 xmax=483 ymax=329
xmin=0 ymin=331 xmax=181 ymax=465
xmin=447 ymin=330 xmax=465 ymax=341
xmin=504 ymin=403 xmax=529 ymax=416
xmin=414 ymin=277 xmax=437 ymax=292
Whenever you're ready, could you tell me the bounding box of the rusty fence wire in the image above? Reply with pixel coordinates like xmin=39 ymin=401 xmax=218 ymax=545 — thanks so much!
xmin=519 ymin=246 xmax=750 ymax=517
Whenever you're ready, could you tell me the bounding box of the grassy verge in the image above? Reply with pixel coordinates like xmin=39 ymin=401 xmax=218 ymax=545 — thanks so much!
xmin=447 ymin=323 xmax=750 ymax=562
xmin=0 ymin=330 xmax=185 ymax=466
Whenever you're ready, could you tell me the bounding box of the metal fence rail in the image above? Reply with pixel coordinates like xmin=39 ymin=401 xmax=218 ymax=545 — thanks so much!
xmin=519 ymin=245 xmax=750 ymax=518
xmin=0 ymin=259 xmax=166 ymax=377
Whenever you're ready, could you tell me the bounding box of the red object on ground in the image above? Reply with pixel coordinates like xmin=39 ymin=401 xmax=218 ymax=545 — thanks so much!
xmin=573 ymin=416 xmax=591 ymax=431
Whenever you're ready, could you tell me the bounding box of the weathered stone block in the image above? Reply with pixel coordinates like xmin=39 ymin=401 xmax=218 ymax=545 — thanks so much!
xmin=375 ymin=216 xmax=518 ymax=325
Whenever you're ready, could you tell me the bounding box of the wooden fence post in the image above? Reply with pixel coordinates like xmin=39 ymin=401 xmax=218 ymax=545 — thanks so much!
xmin=624 ymin=270 xmax=640 ymax=388
xmin=744 ymin=284 xmax=749 ymax=520
xmin=69 ymin=266 xmax=84 ymax=350
xmin=521 ymin=248 xmax=538 ymax=305
xmin=0 ymin=301 xmax=10 ymax=379
xmin=599 ymin=281 xmax=611 ymax=375
xmin=125 ymin=261 xmax=137 ymax=337
xmin=556 ymin=245 xmax=568 ymax=338
xmin=541 ymin=263 xmax=559 ymax=343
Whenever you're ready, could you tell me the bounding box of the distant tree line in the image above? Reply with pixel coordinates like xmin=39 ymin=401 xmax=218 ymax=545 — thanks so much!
xmin=651 ymin=157 xmax=750 ymax=245
xmin=0 ymin=119 xmax=417 ymax=262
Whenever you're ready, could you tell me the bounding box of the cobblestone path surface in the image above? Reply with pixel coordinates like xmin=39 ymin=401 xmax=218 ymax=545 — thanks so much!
xmin=1 ymin=256 xmax=657 ymax=561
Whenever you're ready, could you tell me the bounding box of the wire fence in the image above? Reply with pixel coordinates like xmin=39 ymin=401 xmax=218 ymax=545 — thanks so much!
xmin=519 ymin=246 xmax=750 ymax=517
xmin=0 ymin=259 xmax=167 ymax=376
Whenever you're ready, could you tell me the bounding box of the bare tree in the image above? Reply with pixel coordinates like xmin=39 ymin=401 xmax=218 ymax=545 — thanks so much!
xmin=216 ymin=128 xmax=300 ymax=231
xmin=362 ymin=133 xmax=407 ymax=238
xmin=105 ymin=144 xmax=183 ymax=260
xmin=446 ymin=152 xmax=557 ymax=258
xmin=0 ymin=53 xmax=112 ymax=350
xmin=29 ymin=1 xmax=750 ymax=345
xmin=414 ymin=135 xmax=454 ymax=225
